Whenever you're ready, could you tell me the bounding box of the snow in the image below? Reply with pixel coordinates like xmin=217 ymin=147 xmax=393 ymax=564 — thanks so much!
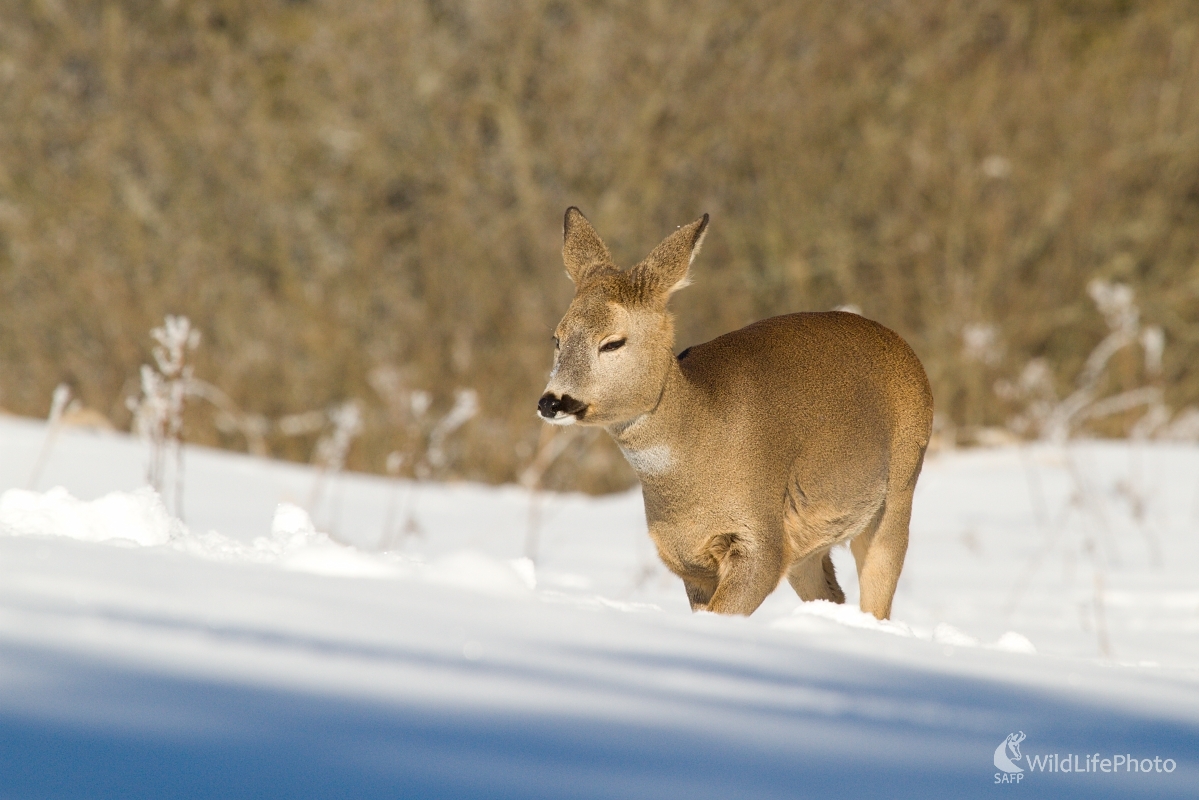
xmin=0 ymin=413 xmax=1197 ymax=798
xmin=0 ymin=485 xmax=183 ymax=546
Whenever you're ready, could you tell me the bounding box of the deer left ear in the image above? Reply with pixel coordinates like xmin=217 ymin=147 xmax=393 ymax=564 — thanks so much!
xmin=562 ymin=207 xmax=614 ymax=285
xmin=630 ymin=214 xmax=709 ymax=301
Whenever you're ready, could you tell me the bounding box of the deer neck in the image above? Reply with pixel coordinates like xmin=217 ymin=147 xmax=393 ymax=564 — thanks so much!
xmin=606 ymin=356 xmax=695 ymax=478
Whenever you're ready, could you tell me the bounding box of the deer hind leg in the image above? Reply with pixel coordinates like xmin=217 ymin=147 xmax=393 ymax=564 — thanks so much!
xmin=851 ymin=490 xmax=913 ymax=621
xmin=786 ymin=551 xmax=845 ymax=604
xmin=783 ymin=479 xmax=884 ymax=607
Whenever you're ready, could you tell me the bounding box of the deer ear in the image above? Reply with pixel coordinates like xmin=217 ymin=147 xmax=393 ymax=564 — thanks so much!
xmin=562 ymin=207 xmax=613 ymax=284
xmin=630 ymin=213 xmax=709 ymax=301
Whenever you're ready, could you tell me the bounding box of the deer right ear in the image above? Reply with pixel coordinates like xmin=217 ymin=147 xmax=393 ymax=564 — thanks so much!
xmin=628 ymin=213 xmax=709 ymax=302
xmin=562 ymin=207 xmax=613 ymax=285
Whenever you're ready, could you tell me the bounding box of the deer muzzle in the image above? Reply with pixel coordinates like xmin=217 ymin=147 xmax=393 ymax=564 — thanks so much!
xmin=538 ymin=392 xmax=588 ymax=424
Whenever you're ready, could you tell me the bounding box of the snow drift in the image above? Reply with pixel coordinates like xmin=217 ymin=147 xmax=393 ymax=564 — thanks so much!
xmin=0 ymin=416 xmax=1196 ymax=798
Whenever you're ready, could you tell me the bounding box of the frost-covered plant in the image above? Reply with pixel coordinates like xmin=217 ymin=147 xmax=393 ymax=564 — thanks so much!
xmin=518 ymin=424 xmax=578 ymax=562
xmin=995 ymin=279 xmax=1164 ymax=443
xmin=366 ymin=378 xmax=480 ymax=548
xmin=367 ymin=366 xmax=479 ymax=478
xmin=277 ymin=409 xmax=328 ymax=438
xmin=315 ymin=401 xmax=363 ymax=475
xmin=184 ymin=377 xmax=271 ymax=457
xmin=126 ymin=315 xmax=200 ymax=515
xmin=378 ymin=450 xmax=411 ymax=550
xmin=961 ymin=322 xmax=1003 ymax=367
xmin=307 ymin=401 xmax=363 ymax=530
xmin=402 ymin=389 xmax=478 ymax=544
xmin=423 ymin=389 xmax=478 ymax=476
xmin=995 ymin=280 xmax=1171 ymax=658
xmin=27 ymin=383 xmax=79 ymax=489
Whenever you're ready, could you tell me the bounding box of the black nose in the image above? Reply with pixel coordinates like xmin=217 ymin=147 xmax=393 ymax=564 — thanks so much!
xmin=538 ymin=393 xmax=563 ymax=418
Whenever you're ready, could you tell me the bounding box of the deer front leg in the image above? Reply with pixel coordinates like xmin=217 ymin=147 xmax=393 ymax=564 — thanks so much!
xmin=683 ymin=578 xmax=715 ymax=611
xmin=701 ymin=531 xmax=784 ymax=616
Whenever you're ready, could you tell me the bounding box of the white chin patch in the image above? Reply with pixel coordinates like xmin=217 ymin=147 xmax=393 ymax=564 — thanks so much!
xmin=545 ymin=413 xmax=577 ymax=426
xmin=618 ymin=443 xmax=672 ymax=475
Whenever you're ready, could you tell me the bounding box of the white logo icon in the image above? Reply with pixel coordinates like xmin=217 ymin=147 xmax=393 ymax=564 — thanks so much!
xmin=995 ymin=732 xmax=1027 ymax=774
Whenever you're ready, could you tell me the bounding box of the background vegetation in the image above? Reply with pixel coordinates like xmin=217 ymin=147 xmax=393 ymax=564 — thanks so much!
xmin=3 ymin=0 xmax=1199 ymax=491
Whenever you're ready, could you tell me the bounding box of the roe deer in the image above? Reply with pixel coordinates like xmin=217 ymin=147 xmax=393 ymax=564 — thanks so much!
xmin=537 ymin=208 xmax=933 ymax=619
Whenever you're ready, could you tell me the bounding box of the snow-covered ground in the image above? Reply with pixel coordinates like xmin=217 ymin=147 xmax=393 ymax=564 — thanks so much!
xmin=0 ymin=413 xmax=1196 ymax=798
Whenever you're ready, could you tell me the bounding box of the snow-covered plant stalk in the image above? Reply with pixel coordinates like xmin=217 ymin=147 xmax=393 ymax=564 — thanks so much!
xmin=519 ymin=424 xmax=577 ymax=562
xmin=997 ymin=279 xmax=1164 ymax=443
xmin=378 ymin=450 xmax=409 ymax=550
xmin=185 ymin=377 xmax=270 ymax=456
xmin=299 ymin=373 xmax=479 ymax=544
xmin=307 ymin=401 xmax=363 ymax=531
xmin=996 ymin=280 xmax=1170 ymax=658
xmin=126 ymin=315 xmax=200 ymax=517
xmin=27 ymin=383 xmax=78 ymax=489
xmin=423 ymin=389 xmax=478 ymax=476
xmin=316 ymin=401 xmax=363 ymax=475
xmin=386 ymin=387 xmax=478 ymax=545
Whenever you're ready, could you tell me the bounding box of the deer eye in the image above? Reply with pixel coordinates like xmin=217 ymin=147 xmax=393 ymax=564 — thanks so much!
xmin=552 ymin=336 xmax=559 ymax=349
xmin=599 ymin=338 xmax=626 ymax=353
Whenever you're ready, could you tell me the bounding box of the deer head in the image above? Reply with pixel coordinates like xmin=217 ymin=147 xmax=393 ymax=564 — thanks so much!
xmin=538 ymin=207 xmax=708 ymax=429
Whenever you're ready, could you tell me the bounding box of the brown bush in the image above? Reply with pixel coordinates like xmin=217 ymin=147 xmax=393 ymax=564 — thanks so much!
xmin=2 ymin=0 xmax=1198 ymax=491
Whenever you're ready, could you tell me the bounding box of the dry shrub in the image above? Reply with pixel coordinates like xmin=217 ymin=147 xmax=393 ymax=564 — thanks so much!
xmin=1 ymin=0 xmax=1198 ymax=491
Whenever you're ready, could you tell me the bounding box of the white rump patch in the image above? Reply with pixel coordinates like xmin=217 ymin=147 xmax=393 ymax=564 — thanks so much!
xmin=619 ymin=443 xmax=673 ymax=475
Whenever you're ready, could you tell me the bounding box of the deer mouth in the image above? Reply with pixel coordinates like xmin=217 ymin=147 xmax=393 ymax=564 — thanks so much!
xmin=537 ymin=393 xmax=589 ymax=424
